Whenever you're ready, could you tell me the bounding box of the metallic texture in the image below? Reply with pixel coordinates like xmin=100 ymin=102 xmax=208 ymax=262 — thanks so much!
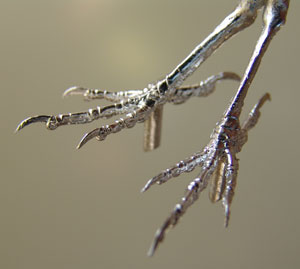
xmin=143 ymin=92 xmax=270 ymax=256
xmin=143 ymin=0 xmax=289 ymax=256
xmin=16 ymin=0 xmax=289 ymax=256
xmin=16 ymin=72 xmax=238 ymax=149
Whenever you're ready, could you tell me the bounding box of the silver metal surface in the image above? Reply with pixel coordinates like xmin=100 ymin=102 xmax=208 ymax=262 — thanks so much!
xmin=15 ymin=0 xmax=290 ymax=257
xmin=16 ymin=72 xmax=238 ymax=149
xmin=142 ymin=0 xmax=289 ymax=256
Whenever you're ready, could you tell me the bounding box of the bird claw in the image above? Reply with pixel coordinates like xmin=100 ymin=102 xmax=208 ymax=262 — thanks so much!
xmin=62 ymin=86 xmax=89 ymax=98
xmin=15 ymin=115 xmax=52 ymax=132
xmin=77 ymin=128 xmax=100 ymax=149
xmin=15 ymin=0 xmax=289 ymax=257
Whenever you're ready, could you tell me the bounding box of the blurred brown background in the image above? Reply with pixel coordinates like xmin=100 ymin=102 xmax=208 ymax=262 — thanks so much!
xmin=1 ymin=0 xmax=299 ymax=268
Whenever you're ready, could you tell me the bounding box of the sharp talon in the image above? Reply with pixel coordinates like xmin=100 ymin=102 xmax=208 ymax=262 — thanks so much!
xmin=62 ymin=86 xmax=86 ymax=98
xmin=14 ymin=0 xmax=289 ymax=257
xmin=220 ymin=72 xmax=241 ymax=82
xmin=141 ymin=179 xmax=153 ymax=193
xmin=147 ymin=231 xmax=162 ymax=257
xmin=140 ymin=186 xmax=147 ymax=193
xmin=141 ymin=179 xmax=151 ymax=192
xmin=15 ymin=115 xmax=51 ymax=132
xmin=224 ymin=217 xmax=229 ymax=228
xmin=147 ymin=241 xmax=156 ymax=257
xmin=77 ymin=128 xmax=100 ymax=149
xmin=224 ymin=206 xmax=230 ymax=228
xmin=258 ymin=92 xmax=271 ymax=107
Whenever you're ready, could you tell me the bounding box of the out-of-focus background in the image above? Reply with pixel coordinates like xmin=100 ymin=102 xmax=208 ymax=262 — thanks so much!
xmin=1 ymin=1 xmax=299 ymax=268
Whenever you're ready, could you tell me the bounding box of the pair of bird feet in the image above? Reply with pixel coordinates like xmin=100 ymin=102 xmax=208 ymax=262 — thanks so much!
xmin=16 ymin=0 xmax=289 ymax=256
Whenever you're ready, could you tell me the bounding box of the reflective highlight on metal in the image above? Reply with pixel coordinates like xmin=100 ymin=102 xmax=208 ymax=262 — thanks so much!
xmin=16 ymin=0 xmax=289 ymax=257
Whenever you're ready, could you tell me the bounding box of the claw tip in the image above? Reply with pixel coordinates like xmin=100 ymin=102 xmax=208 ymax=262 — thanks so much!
xmin=76 ymin=143 xmax=82 ymax=150
xmin=141 ymin=180 xmax=152 ymax=193
xmin=76 ymin=137 xmax=86 ymax=149
xmin=62 ymin=86 xmax=81 ymax=98
xmin=220 ymin=72 xmax=241 ymax=82
xmin=147 ymin=249 xmax=154 ymax=257
xmin=15 ymin=124 xmax=22 ymax=133
xmin=140 ymin=184 xmax=148 ymax=193
xmin=224 ymin=212 xmax=230 ymax=228
xmin=77 ymin=128 xmax=100 ymax=149
xmin=15 ymin=115 xmax=51 ymax=132
xmin=140 ymin=187 xmax=147 ymax=193
xmin=147 ymin=241 xmax=157 ymax=257
xmin=15 ymin=119 xmax=29 ymax=132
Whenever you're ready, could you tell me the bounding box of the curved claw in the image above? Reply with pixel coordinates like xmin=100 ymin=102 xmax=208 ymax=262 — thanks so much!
xmin=255 ymin=92 xmax=271 ymax=109
xmin=147 ymin=220 xmax=171 ymax=257
xmin=218 ymin=71 xmax=240 ymax=82
xmin=141 ymin=178 xmax=154 ymax=193
xmin=15 ymin=115 xmax=51 ymax=132
xmin=77 ymin=128 xmax=100 ymax=149
xmin=63 ymin=86 xmax=90 ymax=98
xmin=141 ymin=152 xmax=205 ymax=192
xmin=224 ymin=205 xmax=231 ymax=228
